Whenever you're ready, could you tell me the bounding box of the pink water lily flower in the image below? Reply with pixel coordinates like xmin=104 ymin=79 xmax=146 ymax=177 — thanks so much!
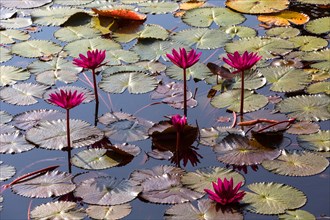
xmin=73 ymin=49 xmax=106 ymax=70
xmin=223 ymin=51 xmax=262 ymax=74
xmin=204 ymin=177 xmax=245 ymax=205
xmin=166 ymin=48 xmax=202 ymax=70
xmin=48 ymin=89 xmax=85 ymax=110
xmin=171 ymin=114 xmax=187 ymax=132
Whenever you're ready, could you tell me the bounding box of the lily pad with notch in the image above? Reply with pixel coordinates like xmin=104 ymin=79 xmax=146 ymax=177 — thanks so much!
xmin=0 ymin=29 xmax=30 ymax=45
xmin=54 ymin=25 xmax=102 ymax=42
xmin=306 ymin=81 xmax=330 ymax=95
xmin=288 ymin=36 xmax=328 ymax=52
xmin=11 ymin=40 xmax=62 ymax=58
xmin=0 ymin=17 xmax=32 ymax=29
xmin=301 ymin=49 xmax=330 ymax=71
xmin=286 ymin=121 xmax=320 ymax=135
xmin=86 ymin=204 xmax=132 ymax=220
xmin=0 ymin=66 xmax=30 ymax=87
xmin=278 ymin=210 xmax=316 ymax=220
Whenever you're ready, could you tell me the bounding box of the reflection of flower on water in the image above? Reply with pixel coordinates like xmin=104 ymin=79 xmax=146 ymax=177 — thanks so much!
xmin=226 ymin=164 xmax=259 ymax=174
xmin=170 ymin=145 xmax=203 ymax=167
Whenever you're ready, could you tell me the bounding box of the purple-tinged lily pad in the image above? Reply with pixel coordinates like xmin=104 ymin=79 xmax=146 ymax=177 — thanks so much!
xmin=0 ymin=111 xmax=12 ymax=124
xmin=286 ymin=121 xmax=320 ymax=135
xmin=130 ymin=165 xmax=185 ymax=183
xmin=0 ymin=131 xmax=35 ymax=154
xmin=0 ymin=124 xmax=17 ymax=135
xmin=30 ymin=201 xmax=85 ymax=219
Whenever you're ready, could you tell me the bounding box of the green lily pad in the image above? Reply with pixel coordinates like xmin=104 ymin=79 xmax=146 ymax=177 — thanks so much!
xmin=242 ymin=182 xmax=306 ymax=215
xmin=211 ymin=90 xmax=268 ymax=113
xmin=30 ymin=201 xmax=85 ymax=220
xmin=302 ymin=49 xmax=330 ymax=71
xmin=54 ymin=0 xmax=94 ymax=6
xmin=221 ymin=25 xmax=257 ymax=38
xmin=0 ymin=30 xmax=30 ymax=44
xmin=0 ymin=66 xmax=30 ymax=87
xmin=306 ymin=81 xmax=330 ymax=95
xmin=297 ymin=130 xmax=330 ymax=151
xmin=171 ymin=28 xmax=230 ymax=49
xmin=214 ymin=134 xmax=281 ymax=165
xmin=182 ymin=7 xmax=246 ymax=27
xmin=225 ymin=37 xmax=295 ymax=60
xmin=225 ymin=0 xmax=289 ymax=14
xmin=166 ymin=62 xmax=211 ymax=81
xmin=105 ymin=50 xmax=139 ymax=65
xmin=275 ymin=95 xmax=330 ymax=121
xmin=289 ymin=36 xmax=328 ymax=51
xmin=265 ymin=27 xmax=300 ymax=38
xmin=11 ymin=40 xmax=62 ymax=58
xmin=296 ymin=0 xmax=330 ymax=5
xmin=1 ymin=0 xmax=52 ymax=9
xmin=0 ymin=111 xmax=12 ymax=124
xmin=181 ymin=166 xmax=245 ymax=193
xmin=12 ymin=170 xmax=75 ymax=198
xmin=86 ymin=204 xmax=132 ymax=220
xmin=199 ymin=127 xmax=244 ymax=147
xmin=262 ymin=150 xmax=329 ymax=176
xmin=0 ymin=17 xmax=32 ymax=29
xmin=74 ymin=176 xmax=142 ymax=205
xmin=54 ymin=25 xmax=102 ymax=42
xmin=0 ymin=131 xmax=35 ymax=154
xmin=279 ymin=210 xmax=316 ymax=220
xmin=31 ymin=7 xmax=85 ymax=26
xmin=305 ymin=16 xmax=330 ymax=35
xmin=102 ymin=65 xmax=145 ymax=77
xmin=0 ymin=47 xmax=12 ymax=63
xmin=0 ymin=161 xmax=16 ymax=181
xmin=259 ymin=66 xmax=311 ymax=92
xmin=100 ymin=71 xmax=158 ymax=94
xmin=135 ymin=61 xmax=167 ymax=74
xmin=286 ymin=121 xmax=320 ymax=135
xmin=25 ymin=119 xmax=103 ymax=150
xmin=231 ymin=70 xmax=267 ymax=90
xmin=138 ymin=2 xmax=179 ymax=14
xmin=64 ymin=38 xmax=121 ymax=57
xmin=0 ymin=83 xmax=48 ymax=106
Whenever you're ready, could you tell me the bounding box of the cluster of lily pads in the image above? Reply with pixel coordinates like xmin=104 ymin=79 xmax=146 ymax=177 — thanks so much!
xmin=0 ymin=0 xmax=329 ymax=219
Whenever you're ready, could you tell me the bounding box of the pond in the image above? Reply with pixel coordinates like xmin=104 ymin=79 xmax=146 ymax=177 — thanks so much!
xmin=0 ymin=0 xmax=329 ymax=219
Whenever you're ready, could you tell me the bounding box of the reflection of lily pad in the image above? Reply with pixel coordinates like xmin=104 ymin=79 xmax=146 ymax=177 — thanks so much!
xmin=211 ymin=90 xmax=268 ymax=113
xmin=279 ymin=210 xmax=316 ymax=220
xmin=30 ymin=201 xmax=85 ymax=220
xmin=275 ymin=95 xmax=330 ymax=121
xmin=226 ymin=0 xmax=289 ymax=14
xmin=214 ymin=134 xmax=281 ymax=165
xmin=181 ymin=166 xmax=245 ymax=193
xmin=86 ymin=204 xmax=132 ymax=220
xmin=297 ymin=130 xmax=330 ymax=151
xmin=242 ymin=182 xmax=306 ymax=215
xmin=262 ymin=150 xmax=329 ymax=176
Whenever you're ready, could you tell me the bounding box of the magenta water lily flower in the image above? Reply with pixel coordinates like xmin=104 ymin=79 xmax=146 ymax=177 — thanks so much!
xmin=223 ymin=51 xmax=261 ymax=74
xmin=204 ymin=177 xmax=245 ymax=205
xmin=171 ymin=114 xmax=187 ymax=132
xmin=48 ymin=89 xmax=85 ymax=110
xmin=73 ymin=49 xmax=106 ymax=70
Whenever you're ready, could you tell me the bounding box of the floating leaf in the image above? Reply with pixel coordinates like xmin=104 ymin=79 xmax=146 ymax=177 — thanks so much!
xmin=92 ymin=8 xmax=147 ymax=21
xmin=165 ymin=199 xmax=243 ymax=220
xmin=211 ymin=90 xmax=268 ymax=113
xmin=130 ymin=165 xmax=185 ymax=183
xmin=221 ymin=25 xmax=257 ymax=39
xmin=0 ymin=66 xmax=30 ymax=87
xmin=44 ymin=86 xmax=95 ymax=104
xmin=12 ymin=109 xmax=66 ymax=130
xmin=54 ymin=0 xmax=94 ymax=6
xmin=242 ymin=182 xmax=306 ymax=215
xmin=231 ymin=70 xmax=266 ymax=90
xmin=279 ymin=210 xmax=316 ymax=220
xmin=74 ymin=176 xmax=142 ymax=205
xmin=0 ymin=7 xmax=17 ymax=19
xmin=135 ymin=61 xmax=166 ymax=74
xmin=171 ymin=28 xmax=230 ymax=49
xmin=1 ymin=0 xmax=52 ymax=9
xmin=71 ymin=148 xmax=122 ymax=170
xmin=0 ymin=161 xmax=16 ymax=181
xmin=11 ymin=40 xmax=62 ymax=58
xmin=86 ymin=204 xmax=132 ymax=220
xmin=105 ymin=50 xmax=139 ymax=65
xmin=225 ymin=37 xmax=295 ymax=60
xmin=100 ymin=71 xmax=158 ymax=94
xmin=226 ymin=0 xmax=289 ymax=14
xmin=262 ymin=150 xmax=329 ymax=176
xmin=0 ymin=111 xmax=12 ymax=124
xmin=30 ymin=201 xmax=85 ymax=220
xmin=0 ymin=47 xmax=12 ymax=63
xmin=181 ymin=166 xmax=245 ymax=193
xmin=0 ymin=124 xmax=17 ymax=134
xmin=287 ymin=121 xmax=320 ymax=135
xmin=302 ymin=49 xmax=330 ymax=71
xmin=0 ymin=17 xmax=32 ymax=29
xmin=12 ymin=170 xmax=75 ymax=198
xmin=99 ymin=112 xmax=154 ymax=142
xmin=64 ymin=38 xmax=121 ymax=57
xmin=0 ymin=30 xmax=30 ymax=44
xmin=199 ymin=127 xmax=244 ymax=147
xmin=259 ymin=66 xmax=311 ymax=92
xmin=138 ymin=24 xmax=169 ymax=40
xmin=214 ymin=134 xmax=281 ymax=165
xmin=0 ymin=83 xmax=48 ymax=106
xmin=182 ymin=7 xmax=245 ymax=27
xmin=54 ymin=25 xmax=102 ymax=42
xmin=306 ymin=81 xmax=330 ymax=95
xmin=138 ymin=2 xmax=179 ymax=14
xmin=31 ymin=7 xmax=85 ymax=26
xmin=289 ymin=36 xmax=328 ymax=51
xmin=258 ymin=10 xmax=309 ymax=27
xmin=295 ymin=0 xmax=330 ymax=4
xmin=297 ymin=130 xmax=330 ymax=151
xmin=275 ymin=95 xmax=330 ymax=121
xmin=26 ymin=119 xmax=103 ymax=150
xmin=305 ymin=17 xmax=330 ymax=34
xmin=166 ymin=62 xmax=211 ymax=81
xmin=266 ymin=27 xmax=300 ymax=38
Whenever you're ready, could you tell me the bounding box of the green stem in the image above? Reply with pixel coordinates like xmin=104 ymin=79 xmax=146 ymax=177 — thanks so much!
xmin=66 ymin=109 xmax=72 ymax=173
xmin=240 ymin=70 xmax=245 ymax=118
xmin=183 ymin=68 xmax=187 ymax=117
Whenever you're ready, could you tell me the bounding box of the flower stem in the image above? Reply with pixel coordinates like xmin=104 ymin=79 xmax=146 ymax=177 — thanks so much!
xmin=176 ymin=131 xmax=181 ymax=168
xmin=183 ymin=68 xmax=187 ymax=117
xmin=66 ymin=109 xmax=72 ymax=173
xmin=92 ymin=69 xmax=99 ymax=126
xmin=240 ymin=70 xmax=245 ymax=117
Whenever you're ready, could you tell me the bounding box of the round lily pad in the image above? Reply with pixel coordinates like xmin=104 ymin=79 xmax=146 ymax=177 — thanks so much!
xmin=226 ymin=0 xmax=289 ymax=14
xmin=12 ymin=40 xmax=62 ymax=58
xmin=0 ymin=161 xmax=16 ymax=181
xmin=1 ymin=0 xmax=52 ymax=9
xmin=0 ymin=131 xmax=35 ymax=154
xmin=166 ymin=62 xmax=211 ymax=81
xmin=297 ymin=130 xmax=330 ymax=151
xmin=258 ymin=10 xmax=309 ymax=27
xmin=0 ymin=29 xmax=30 ymax=44
xmin=0 ymin=124 xmax=17 ymax=135
xmin=279 ymin=210 xmax=316 ymax=220
xmin=54 ymin=0 xmax=94 ymax=6
xmin=0 ymin=17 xmax=32 ymax=29
xmin=302 ymin=49 xmax=329 ymax=71
xmin=306 ymin=81 xmax=330 ymax=95
xmin=0 ymin=66 xmax=30 ymax=87
xmin=199 ymin=127 xmax=244 ymax=147
xmin=86 ymin=204 xmax=132 ymax=220
xmin=0 ymin=47 xmax=12 ymax=63
xmin=286 ymin=121 xmax=320 ymax=135
xmin=130 ymin=165 xmax=185 ymax=183
xmin=105 ymin=50 xmax=139 ymax=65
xmin=0 ymin=111 xmax=12 ymax=124
xmin=305 ymin=17 xmax=330 ymax=34
xmin=289 ymin=36 xmax=328 ymax=52
xmin=54 ymin=25 xmax=102 ymax=42
xmin=221 ymin=25 xmax=257 ymax=39
xmin=266 ymin=27 xmax=300 ymax=38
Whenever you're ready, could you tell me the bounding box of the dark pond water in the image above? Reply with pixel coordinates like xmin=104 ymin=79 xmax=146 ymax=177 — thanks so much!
xmin=0 ymin=0 xmax=329 ymax=219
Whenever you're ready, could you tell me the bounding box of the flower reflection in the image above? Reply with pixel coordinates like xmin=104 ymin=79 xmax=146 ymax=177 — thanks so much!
xmin=226 ymin=164 xmax=259 ymax=174
xmin=170 ymin=145 xmax=202 ymax=167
